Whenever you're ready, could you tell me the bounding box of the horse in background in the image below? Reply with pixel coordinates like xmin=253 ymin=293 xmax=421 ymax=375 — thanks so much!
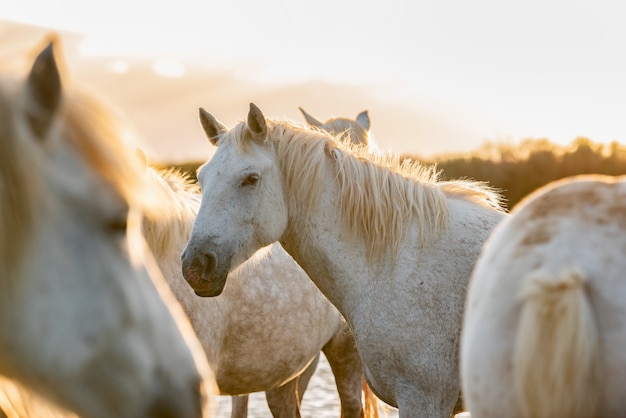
xmin=141 ymin=163 xmax=373 ymax=418
xmin=298 ymin=107 xmax=371 ymax=148
xmin=0 ymin=38 xmax=213 ymax=417
xmin=461 ymin=174 xmax=626 ymax=418
xmin=182 ymin=103 xmax=507 ymax=417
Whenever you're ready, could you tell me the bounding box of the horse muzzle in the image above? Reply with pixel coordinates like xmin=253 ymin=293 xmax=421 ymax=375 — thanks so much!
xmin=181 ymin=248 xmax=228 ymax=297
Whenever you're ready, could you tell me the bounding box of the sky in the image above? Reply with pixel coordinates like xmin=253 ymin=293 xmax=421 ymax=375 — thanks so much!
xmin=2 ymin=0 xmax=626 ymax=160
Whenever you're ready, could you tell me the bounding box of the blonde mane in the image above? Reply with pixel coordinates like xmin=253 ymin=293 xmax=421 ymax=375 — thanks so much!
xmin=143 ymin=168 xmax=200 ymax=258
xmin=226 ymin=119 xmax=505 ymax=263
xmin=61 ymin=92 xmax=156 ymax=210
xmin=0 ymin=81 xmax=158 ymax=277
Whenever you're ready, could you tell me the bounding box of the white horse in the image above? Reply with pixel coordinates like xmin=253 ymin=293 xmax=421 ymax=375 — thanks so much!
xmin=141 ymin=165 xmax=375 ymax=418
xmin=461 ymin=174 xmax=626 ymax=418
xmin=181 ymin=103 xmax=507 ymax=417
xmin=0 ymin=39 xmax=214 ymax=417
xmin=298 ymin=107 xmax=371 ymax=147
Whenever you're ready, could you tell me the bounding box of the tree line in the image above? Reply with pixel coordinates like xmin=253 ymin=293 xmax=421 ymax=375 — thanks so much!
xmin=161 ymin=137 xmax=626 ymax=212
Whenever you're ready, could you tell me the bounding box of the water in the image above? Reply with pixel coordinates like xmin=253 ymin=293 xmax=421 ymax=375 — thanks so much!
xmin=212 ymin=355 xmax=399 ymax=417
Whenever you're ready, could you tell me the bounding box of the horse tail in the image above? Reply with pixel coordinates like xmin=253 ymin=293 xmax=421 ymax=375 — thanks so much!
xmin=513 ymin=268 xmax=601 ymax=418
xmin=362 ymin=377 xmax=379 ymax=418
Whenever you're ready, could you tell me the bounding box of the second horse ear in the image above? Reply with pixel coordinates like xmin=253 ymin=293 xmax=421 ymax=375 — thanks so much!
xmin=199 ymin=107 xmax=227 ymax=146
xmin=298 ymin=107 xmax=323 ymax=127
xmin=25 ymin=39 xmax=62 ymax=141
xmin=356 ymin=110 xmax=370 ymax=131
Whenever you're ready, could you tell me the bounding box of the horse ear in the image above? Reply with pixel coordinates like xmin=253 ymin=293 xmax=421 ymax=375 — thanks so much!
xmin=134 ymin=148 xmax=148 ymax=172
xmin=24 ymin=39 xmax=62 ymax=140
xmin=298 ymin=107 xmax=323 ymax=127
xmin=199 ymin=107 xmax=227 ymax=146
xmin=247 ymin=103 xmax=267 ymax=142
xmin=356 ymin=110 xmax=370 ymax=131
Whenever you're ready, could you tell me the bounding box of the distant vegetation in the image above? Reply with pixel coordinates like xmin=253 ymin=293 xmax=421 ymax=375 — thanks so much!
xmin=158 ymin=137 xmax=626 ymax=211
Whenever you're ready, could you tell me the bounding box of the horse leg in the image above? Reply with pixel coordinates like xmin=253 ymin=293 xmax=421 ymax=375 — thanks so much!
xmin=296 ymin=354 xmax=320 ymax=402
xmin=230 ymin=395 xmax=249 ymax=418
xmin=264 ymin=354 xmax=320 ymax=417
xmin=265 ymin=377 xmax=301 ymax=418
xmin=322 ymin=322 xmax=369 ymax=418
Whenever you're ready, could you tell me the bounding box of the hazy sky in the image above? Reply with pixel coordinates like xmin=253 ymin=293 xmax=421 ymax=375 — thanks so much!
xmin=4 ymin=0 xmax=626 ymax=156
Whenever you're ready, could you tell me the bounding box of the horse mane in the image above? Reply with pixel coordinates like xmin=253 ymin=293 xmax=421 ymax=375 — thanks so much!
xmin=142 ymin=168 xmax=200 ymax=258
xmin=61 ymin=91 xmax=157 ymax=211
xmin=226 ymin=119 xmax=505 ymax=263
xmin=0 ymin=79 xmax=159 ymax=277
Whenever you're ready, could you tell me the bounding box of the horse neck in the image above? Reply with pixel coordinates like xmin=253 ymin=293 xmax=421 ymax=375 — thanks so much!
xmin=279 ymin=157 xmax=371 ymax=315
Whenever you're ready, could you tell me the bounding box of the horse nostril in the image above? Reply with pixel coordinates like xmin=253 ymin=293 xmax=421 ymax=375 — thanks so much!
xmin=203 ymin=251 xmax=217 ymax=273
xmin=181 ymin=249 xmax=218 ymax=283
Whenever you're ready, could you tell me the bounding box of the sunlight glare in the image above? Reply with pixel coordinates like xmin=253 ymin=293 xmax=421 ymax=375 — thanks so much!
xmin=108 ymin=59 xmax=129 ymax=74
xmin=151 ymin=59 xmax=186 ymax=78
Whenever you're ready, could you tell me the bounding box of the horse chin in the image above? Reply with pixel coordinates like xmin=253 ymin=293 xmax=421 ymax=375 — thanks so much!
xmin=189 ymin=273 xmax=228 ymax=297
xmin=193 ymin=282 xmax=225 ymax=297
xmin=194 ymin=288 xmax=222 ymax=297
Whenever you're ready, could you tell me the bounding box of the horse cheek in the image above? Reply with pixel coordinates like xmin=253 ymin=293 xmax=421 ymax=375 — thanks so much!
xmin=247 ymin=181 xmax=286 ymax=246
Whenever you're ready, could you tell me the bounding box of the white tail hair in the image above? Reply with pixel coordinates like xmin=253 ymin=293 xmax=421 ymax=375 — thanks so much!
xmin=513 ymin=269 xmax=601 ymax=418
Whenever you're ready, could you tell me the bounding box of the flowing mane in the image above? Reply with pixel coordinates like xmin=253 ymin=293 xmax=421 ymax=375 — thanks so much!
xmin=0 ymin=79 xmax=157 ymax=276
xmin=61 ymin=92 xmax=155 ymax=209
xmin=224 ymin=119 xmax=505 ymax=262
xmin=143 ymin=168 xmax=200 ymax=258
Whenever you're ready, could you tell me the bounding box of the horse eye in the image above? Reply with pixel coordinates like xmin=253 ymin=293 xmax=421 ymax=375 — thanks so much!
xmin=241 ymin=174 xmax=259 ymax=187
xmin=107 ymin=218 xmax=128 ymax=233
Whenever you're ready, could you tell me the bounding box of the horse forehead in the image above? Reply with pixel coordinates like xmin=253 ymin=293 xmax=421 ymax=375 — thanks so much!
xmin=207 ymin=143 xmax=274 ymax=176
xmin=323 ymin=118 xmax=356 ymax=132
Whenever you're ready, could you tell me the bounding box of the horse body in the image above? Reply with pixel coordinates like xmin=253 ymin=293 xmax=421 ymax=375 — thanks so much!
xmin=182 ymin=103 xmax=506 ymax=417
xmin=276 ymin=164 xmax=503 ymax=414
xmin=461 ymin=175 xmax=626 ymax=418
xmin=0 ymin=40 xmax=213 ymax=417
xmin=143 ymin=168 xmax=366 ymax=417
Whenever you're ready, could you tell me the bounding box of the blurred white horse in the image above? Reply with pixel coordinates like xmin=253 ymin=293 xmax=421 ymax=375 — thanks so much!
xmin=461 ymin=174 xmax=626 ymax=418
xmin=142 ymin=165 xmax=374 ymax=418
xmin=182 ymin=103 xmax=507 ymax=417
xmin=0 ymin=39 xmax=213 ymax=417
